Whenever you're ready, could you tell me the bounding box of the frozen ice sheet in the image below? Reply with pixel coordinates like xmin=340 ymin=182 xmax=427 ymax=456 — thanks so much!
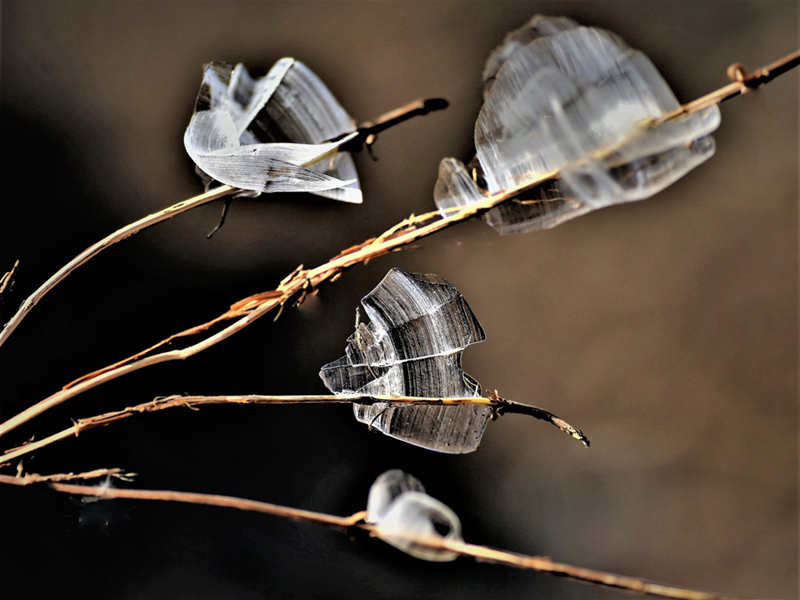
xmin=366 ymin=469 xmax=462 ymax=562
xmin=319 ymin=269 xmax=491 ymax=453
xmin=434 ymin=15 xmax=720 ymax=233
xmin=184 ymin=59 xmax=362 ymax=203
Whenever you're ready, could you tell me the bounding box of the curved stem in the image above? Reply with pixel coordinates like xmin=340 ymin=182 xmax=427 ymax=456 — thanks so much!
xmin=439 ymin=539 xmax=743 ymax=600
xmin=497 ymin=398 xmax=590 ymax=447
xmin=1 ymin=47 xmax=798 ymax=441
xmin=0 ymin=174 xmax=555 ymax=442
xmin=0 ymin=97 xmax=451 ymax=351
xmin=47 ymin=480 xmax=361 ymax=529
xmin=1 ymin=393 xmax=587 ymax=465
xmin=0 ymin=467 xmax=134 ymax=485
xmin=0 ymin=475 xmax=747 ymax=600
xmin=0 ymin=185 xmax=237 ymax=348
xmin=0 ymin=261 xmax=20 ymax=303
xmin=650 ymin=48 xmax=800 ymax=126
xmin=340 ymin=98 xmax=449 ymax=153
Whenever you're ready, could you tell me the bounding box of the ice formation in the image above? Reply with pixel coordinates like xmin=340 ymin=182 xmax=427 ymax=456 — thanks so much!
xmin=319 ymin=269 xmax=491 ymax=453
xmin=184 ymin=59 xmax=362 ymax=203
xmin=366 ymin=469 xmax=463 ymax=562
xmin=434 ymin=15 xmax=721 ymax=233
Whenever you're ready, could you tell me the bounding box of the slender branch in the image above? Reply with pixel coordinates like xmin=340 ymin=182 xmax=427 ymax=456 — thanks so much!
xmin=0 ymin=177 xmax=554 ymax=441
xmin=0 ymin=100 xmax=448 ymax=351
xmin=489 ymin=391 xmax=589 ymax=446
xmin=1 ymin=49 xmax=798 ymax=441
xmin=4 ymin=476 xmax=365 ymax=530
xmin=650 ymin=48 xmax=800 ymax=126
xmin=0 ymin=467 xmax=135 ymax=486
xmin=0 ymin=476 xmax=747 ymax=600
xmin=0 ymin=393 xmax=587 ymax=465
xmin=437 ymin=539 xmax=742 ymax=600
xmin=590 ymin=49 xmax=800 ymax=168
xmin=0 ymin=185 xmax=237 ymax=348
xmin=0 ymin=260 xmax=20 ymax=303
xmin=340 ymin=98 xmax=450 ymax=153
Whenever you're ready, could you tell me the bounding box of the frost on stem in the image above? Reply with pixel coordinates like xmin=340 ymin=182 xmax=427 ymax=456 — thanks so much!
xmin=319 ymin=269 xmax=491 ymax=454
xmin=434 ymin=15 xmax=721 ymax=233
xmin=184 ymin=59 xmax=362 ymax=203
xmin=366 ymin=470 xmax=463 ymax=562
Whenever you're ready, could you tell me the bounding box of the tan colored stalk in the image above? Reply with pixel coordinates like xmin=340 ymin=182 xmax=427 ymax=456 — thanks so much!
xmin=1 ymin=49 xmax=797 ymax=442
xmin=0 ymin=467 xmax=135 ymax=485
xmin=0 ymin=185 xmax=236 ymax=347
xmin=0 ymin=474 xmax=749 ymax=600
xmin=0 ymin=99 xmax=446 ymax=350
xmin=0 ymin=392 xmax=588 ymax=465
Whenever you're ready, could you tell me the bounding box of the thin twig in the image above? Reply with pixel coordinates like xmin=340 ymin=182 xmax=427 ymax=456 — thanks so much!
xmin=0 ymin=467 xmax=135 ymax=486
xmin=487 ymin=390 xmax=589 ymax=445
xmin=0 ymin=260 xmax=20 ymax=304
xmin=0 ymin=393 xmax=587 ymax=465
xmin=340 ymin=98 xmax=450 ymax=154
xmin=0 ymin=176 xmax=554 ymax=442
xmin=649 ymin=48 xmax=800 ymax=126
xmin=0 ymin=476 xmax=747 ymax=600
xmin=436 ymin=539 xmax=743 ymax=600
xmin=0 ymin=100 xmax=447 ymax=351
xmin=3 ymin=476 xmax=366 ymax=529
xmin=1 ymin=49 xmax=798 ymax=441
xmin=0 ymin=185 xmax=237 ymax=348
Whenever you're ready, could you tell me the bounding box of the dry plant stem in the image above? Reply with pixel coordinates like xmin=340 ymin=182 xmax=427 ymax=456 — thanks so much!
xmin=0 ymin=476 xmax=746 ymax=600
xmin=0 ymin=260 xmax=20 ymax=303
xmin=31 ymin=479 xmax=362 ymax=530
xmin=0 ymin=99 xmax=445 ymax=351
xmin=0 ymin=467 xmax=134 ymax=486
xmin=650 ymin=48 xmax=800 ymax=126
xmin=437 ymin=539 xmax=743 ymax=600
xmin=0 ymin=172 xmax=553 ymax=442
xmin=1 ymin=50 xmax=798 ymax=442
xmin=340 ymin=98 xmax=449 ymax=153
xmin=0 ymin=185 xmax=237 ymax=348
xmin=0 ymin=394 xmax=587 ymax=465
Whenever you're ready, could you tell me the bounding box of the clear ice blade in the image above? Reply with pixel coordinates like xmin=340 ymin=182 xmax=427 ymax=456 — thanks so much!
xmin=434 ymin=15 xmax=721 ymax=233
xmin=367 ymin=470 xmax=463 ymax=562
xmin=319 ymin=269 xmax=491 ymax=454
xmin=366 ymin=469 xmax=426 ymax=523
xmin=184 ymin=59 xmax=362 ymax=202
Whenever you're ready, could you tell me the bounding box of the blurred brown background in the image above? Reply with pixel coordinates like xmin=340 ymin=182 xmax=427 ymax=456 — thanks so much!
xmin=0 ymin=1 xmax=796 ymax=598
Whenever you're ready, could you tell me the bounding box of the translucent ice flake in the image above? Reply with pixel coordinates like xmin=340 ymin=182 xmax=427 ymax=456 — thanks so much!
xmin=319 ymin=268 xmax=491 ymax=454
xmin=434 ymin=15 xmax=721 ymax=233
xmin=366 ymin=469 xmax=426 ymax=523
xmin=184 ymin=59 xmax=362 ymax=203
xmin=366 ymin=470 xmax=462 ymax=562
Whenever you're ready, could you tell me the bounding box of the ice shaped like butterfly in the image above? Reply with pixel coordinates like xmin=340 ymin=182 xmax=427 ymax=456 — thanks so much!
xmin=366 ymin=470 xmax=463 ymax=562
xmin=319 ymin=268 xmax=492 ymax=454
xmin=184 ymin=59 xmax=362 ymax=204
xmin=434 ymin=15 xmax=721 ymax=233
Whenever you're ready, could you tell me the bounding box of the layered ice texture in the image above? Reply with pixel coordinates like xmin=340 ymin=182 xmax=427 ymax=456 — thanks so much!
xmin=319 ymin=269 xmax=491 ymax=454
xmin=184 ymin=59 xmax=362 ymax=203
xmin=434 ymin=15 xmax=721 ymax=233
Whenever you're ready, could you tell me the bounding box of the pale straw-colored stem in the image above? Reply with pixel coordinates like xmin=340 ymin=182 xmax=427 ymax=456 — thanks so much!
xmin=0 ymin=393 xmax=587 ymax=465
xmin=437 ymin=539 xmax=744 ymax=600
xmin=0 ymin=467 xmax=134 ymax=485
xmin=0 ymin=185 xmax=236 ymax=348
xmin=0 ymin=99 xmax=449 ymax=351
xmin=1 ymin=48 xmax=797 ymax=441
xmin=0 ymin=475 xmax=748 ymax=600
xmin=0 ymin=174 xmax=554 ymax=442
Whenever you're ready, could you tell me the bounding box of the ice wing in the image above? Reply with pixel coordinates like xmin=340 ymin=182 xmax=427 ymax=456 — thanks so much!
xmin=319 ymin=269 xmax=491 ymax=453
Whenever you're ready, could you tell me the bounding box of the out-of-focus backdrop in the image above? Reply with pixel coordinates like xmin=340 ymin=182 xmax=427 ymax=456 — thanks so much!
xmin=1 ymin=1 xmax=796 ymax=598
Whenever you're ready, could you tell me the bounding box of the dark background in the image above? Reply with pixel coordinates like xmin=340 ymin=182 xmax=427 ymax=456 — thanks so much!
xmin=0 ymin=1 xmax=796 ymax=598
